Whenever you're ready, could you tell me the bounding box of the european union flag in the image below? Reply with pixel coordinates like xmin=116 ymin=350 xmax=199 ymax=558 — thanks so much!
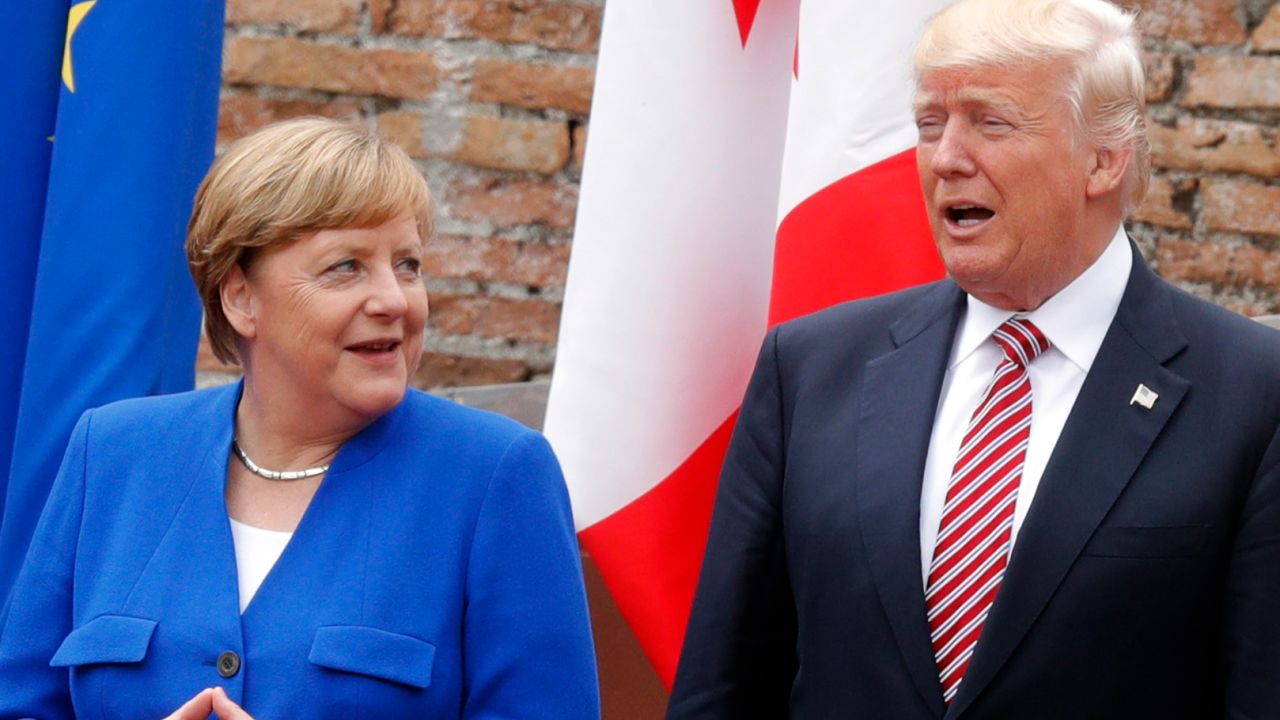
xmin=0 ymin=0 xmax=224 ymax=599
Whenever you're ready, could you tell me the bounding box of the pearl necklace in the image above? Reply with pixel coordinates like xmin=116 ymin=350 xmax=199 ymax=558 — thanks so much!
xmin=231 ymin=441 xmax=329 ymax=481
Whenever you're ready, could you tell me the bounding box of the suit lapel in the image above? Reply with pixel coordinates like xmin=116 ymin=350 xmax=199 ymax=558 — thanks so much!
xmin=948 ymin=249 xmax=1191 ymax=718
xmin=856 ymin=281 xmax=965 ymax=718
xmin=120 ymin=384 xmax=243 ymax=628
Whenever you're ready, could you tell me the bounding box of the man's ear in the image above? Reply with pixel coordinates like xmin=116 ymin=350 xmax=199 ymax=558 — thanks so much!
xmin=1086 ymin=144 xmax=1133 ymax=199
xmin=220 ymin=265 xmax=257 ymax=341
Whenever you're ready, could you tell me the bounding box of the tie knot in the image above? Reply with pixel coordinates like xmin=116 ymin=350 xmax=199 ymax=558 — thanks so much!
xmin=992 ymin=318 xmax=1049 ymax=368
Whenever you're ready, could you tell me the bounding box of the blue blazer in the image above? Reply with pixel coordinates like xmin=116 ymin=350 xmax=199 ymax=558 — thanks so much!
xmin=669 ymin=246 xmax=1280 ymax=719
xmin=0 ymin=384 xmax=600 ymax=719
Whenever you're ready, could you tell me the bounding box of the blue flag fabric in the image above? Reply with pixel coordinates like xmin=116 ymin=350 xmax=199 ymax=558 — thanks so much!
xmin=0 ymin=0 xmax=224 ymax=600
xmin=0 ymin=1 xmax=68 ymax=566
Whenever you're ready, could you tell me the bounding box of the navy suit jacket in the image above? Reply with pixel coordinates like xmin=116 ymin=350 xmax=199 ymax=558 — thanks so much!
xmin=669 ymin=247 xmax=1280 ymax=719
xmin=0 ymin=384 xmax=599 ymax=719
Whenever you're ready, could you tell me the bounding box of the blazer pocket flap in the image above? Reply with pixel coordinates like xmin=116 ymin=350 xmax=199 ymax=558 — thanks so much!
xmin=308 ymin=625 xmax=435 ymax=689
xmin=1081 ymin=525 xmax=1210 ymax=558
xmin=50 ymin=614 xmax=157 ymax=667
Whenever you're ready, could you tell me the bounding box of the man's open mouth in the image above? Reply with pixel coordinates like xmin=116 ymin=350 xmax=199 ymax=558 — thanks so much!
xmin=946 ymin=204 xmax=996 ymax=227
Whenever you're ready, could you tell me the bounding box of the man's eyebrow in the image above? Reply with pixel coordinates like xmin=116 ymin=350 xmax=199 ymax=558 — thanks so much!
xmin=911 ymin=94 xmax=943 ymax=114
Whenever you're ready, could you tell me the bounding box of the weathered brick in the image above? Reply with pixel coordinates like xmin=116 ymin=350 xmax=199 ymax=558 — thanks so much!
xmin=571 ymin=123 xmax=587 ymax=170
xmin=218 ymin=95 xmax=361 ymax=146
xmin=1148 ymin=117 xmax=1280 ymax=178
xmin=430 ymin=293 xmax=561 ymax=344
xmin=476 ymin=298 xmax=560 ymax=343
xmin=472 ymin=59 xmax=594 ymax=114
xmin=388 ymin=0 xmax=601 ymax=53
xmin=376 ymin=110 xmax=431 ymax=158
xmin=1182 ymin=56 xmax=1280 ymax=109
xmin=1127 ymin=0 xmax=1247 ymax=45
xmin=1254 ymin=3 xmax=1280 ymax=52
xmin=1157 ymin=240 xmax=1224 ymax=284
xmin=225 ymin=36 xmax=441 ymax=101
xmin=1157 ymin=238 xmax=1280 ymax=289
xmin=423 ymin=235 xmax=570 ymax=287
xmin=414 ymin=352 xmax=527 ymax=388
xmin=369 ymin=0 xmax=394 ymax=33
xmin=1143 ymin=52 xmax=1175 ymax=103
xmin=225 ymin=0 xmax=361 ymax=33
xmin=446 ymin=178 xmax=578 ymax=229
xmin=455 ymin=116 xmax=570 ymax=175
xmin=1202 ymin=180 xmax=1280 ymax=237
xmin=1132 ymin=176 xmax=1195 ymax=229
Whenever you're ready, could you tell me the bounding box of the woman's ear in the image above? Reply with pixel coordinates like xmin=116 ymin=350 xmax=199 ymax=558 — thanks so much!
xmin=220 ymin=265 xmax=256 ymax=341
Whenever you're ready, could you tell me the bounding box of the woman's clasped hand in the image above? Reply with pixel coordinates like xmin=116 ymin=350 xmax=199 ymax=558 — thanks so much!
xmin=164 ymin=687 xmax=253 ymax=720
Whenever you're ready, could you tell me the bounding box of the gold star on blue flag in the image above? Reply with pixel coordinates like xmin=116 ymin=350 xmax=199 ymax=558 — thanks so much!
xmin=0 ymin=0 xmax=225 ymax=598
xmin=62 ymin=1 xmax=98 ymax=93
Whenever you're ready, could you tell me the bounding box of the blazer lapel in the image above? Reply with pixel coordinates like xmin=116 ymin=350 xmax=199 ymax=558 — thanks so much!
xmin=948 ymin=249 xmax=1191 ymax=718
xmin=856 ymin=281 xmax=965 ymax=718
xmin=120 ymin=383 xmax=243 ymax=627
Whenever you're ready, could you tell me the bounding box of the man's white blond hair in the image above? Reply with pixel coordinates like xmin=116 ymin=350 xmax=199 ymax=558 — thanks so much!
xmin=913 ymin=0 xmax=1149 ymax=212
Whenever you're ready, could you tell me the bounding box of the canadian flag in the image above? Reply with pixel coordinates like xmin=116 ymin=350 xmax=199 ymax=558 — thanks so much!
xmin=544 ymin=0 xmax=950 ymax=687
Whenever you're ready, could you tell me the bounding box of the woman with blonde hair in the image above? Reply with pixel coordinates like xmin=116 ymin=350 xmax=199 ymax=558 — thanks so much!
xmin=0 ymin=117 xmax=599 ymax=719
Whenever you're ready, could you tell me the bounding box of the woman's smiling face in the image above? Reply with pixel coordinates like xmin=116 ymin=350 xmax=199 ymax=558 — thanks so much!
xmin=234 ymin=214 xmax=429 ymax=426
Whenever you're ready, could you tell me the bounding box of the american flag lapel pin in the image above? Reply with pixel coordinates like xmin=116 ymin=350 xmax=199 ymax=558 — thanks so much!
xmin=1129 ymin=384 xmax=1158 ymax=410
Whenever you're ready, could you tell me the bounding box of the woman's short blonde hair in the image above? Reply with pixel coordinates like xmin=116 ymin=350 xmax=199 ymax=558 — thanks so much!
xmin=187 ymin=117 xmax=433 ymax=364
xmin=913 ymin=0 xmax=1149 ymax=212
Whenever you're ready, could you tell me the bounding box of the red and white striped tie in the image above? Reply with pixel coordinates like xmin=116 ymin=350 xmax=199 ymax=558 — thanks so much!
xmin=926 ymin=318 xmax=1049 ymax=704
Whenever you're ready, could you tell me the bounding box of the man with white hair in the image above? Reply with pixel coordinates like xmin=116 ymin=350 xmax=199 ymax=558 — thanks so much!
xmin=668 ymin=0 xmax=1280 ymax=717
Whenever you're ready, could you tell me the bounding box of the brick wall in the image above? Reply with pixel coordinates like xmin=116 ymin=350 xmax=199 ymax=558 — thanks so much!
xmin=1130 ymin=0 xmax=1280 ymax=316
xmin=199 ymin=0 xmax=1280 ymax=389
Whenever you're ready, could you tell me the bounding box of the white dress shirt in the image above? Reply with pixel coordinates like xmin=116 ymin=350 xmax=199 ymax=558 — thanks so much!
xmin=919 ymin=227 xmax=1132 ymax=583
xmin=229 ymin=517 xmax=293 ymax=613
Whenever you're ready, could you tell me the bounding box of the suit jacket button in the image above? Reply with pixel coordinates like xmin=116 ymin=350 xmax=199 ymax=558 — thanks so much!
xmin=217 ymin=650 xmax=241 ymax=678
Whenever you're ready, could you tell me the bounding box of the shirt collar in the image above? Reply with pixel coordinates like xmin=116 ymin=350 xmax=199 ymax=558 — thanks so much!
xmin=951 ymin=226 xmax=1132 ymax=372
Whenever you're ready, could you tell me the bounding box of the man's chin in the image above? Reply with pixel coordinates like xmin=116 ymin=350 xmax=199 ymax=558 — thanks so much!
xmin=939 ymin=250 xmax=1002 ymax=287
xmin=942 ymin=262 xmax=1027 ymax=309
